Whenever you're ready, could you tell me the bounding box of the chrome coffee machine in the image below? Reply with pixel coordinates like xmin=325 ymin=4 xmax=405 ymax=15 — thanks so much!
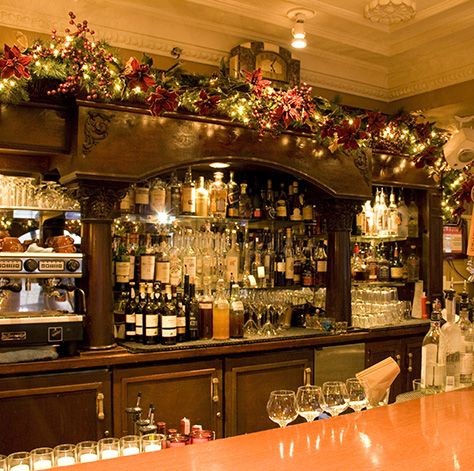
xmin=0 ymin=252 xmax=85 ymax=355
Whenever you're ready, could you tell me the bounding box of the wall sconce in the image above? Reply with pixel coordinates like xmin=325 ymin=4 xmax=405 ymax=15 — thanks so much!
xmin=287 ymin=8 xmax=315 ymax=49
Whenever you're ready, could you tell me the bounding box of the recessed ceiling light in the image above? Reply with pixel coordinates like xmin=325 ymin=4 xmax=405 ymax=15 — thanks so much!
xmin=209 ymin=162 xmax=230 ymax=169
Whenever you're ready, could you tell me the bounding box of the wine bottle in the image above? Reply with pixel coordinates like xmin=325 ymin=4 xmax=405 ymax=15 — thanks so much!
xmin=125 ymin=282 xmax=137 ymax=342
xmin=264 ymin=179 xmax=275 ymax=219
xmin=135 ymin=282 xmax=146 ymax=343
xmin=186 ymin=282 xmax=200 ymax=340
xmin=143 ymin=283 xmax=159 ymax=345
xmin=274 ymin=229 xmax=286 ymax=287
xmin=176 ymin=289 xmax=187 ymax=342
xmin=161 ymin=287 xmax=177 ymax=345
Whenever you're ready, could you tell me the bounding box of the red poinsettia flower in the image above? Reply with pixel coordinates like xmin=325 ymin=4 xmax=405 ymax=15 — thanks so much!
xmin=243 ymin=68 xmax=271 ymax=97
xmin=321 ymin=119 xmax=337 ymax=140
xmin=366 ymin=111 xmax=386 ymax=135
xmin=146 ymin=86 xmax=179 ymax=116
xmin=195 ymin=89 xmax=220 ymax=115
xmin=335 ymin=118 xmax=369 ymax=150
xmin=123 ymin=57 xmax=156 ymax=92
xmin=271 ymin=86 xmax=314 ymax=129
xmin=415 ymin=122 xmax=432 ymax=141
xmin=0 ymin=44 xmax=31 ymax=79
xmin=414 ymin=145 xmax=438 ymax=168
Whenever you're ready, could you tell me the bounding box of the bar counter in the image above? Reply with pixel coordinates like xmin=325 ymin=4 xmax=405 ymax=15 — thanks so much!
xmin=61 ymin=389 xmax=474 ymax=471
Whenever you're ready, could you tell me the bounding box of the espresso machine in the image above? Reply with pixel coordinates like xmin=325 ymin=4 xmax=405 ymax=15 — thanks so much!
xmin=0 ymin=252 xmax=85 ymax=355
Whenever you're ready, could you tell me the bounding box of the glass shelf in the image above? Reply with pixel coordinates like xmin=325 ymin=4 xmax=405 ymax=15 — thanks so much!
xmin=352 ymin=281 xmax=406 ymax=287
xmin=351 ymin=235 xmax=407 ymax=243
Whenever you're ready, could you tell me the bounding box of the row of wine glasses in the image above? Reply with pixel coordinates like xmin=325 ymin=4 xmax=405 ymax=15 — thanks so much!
xmin=266 ymin=379 xmax=369 ymax=428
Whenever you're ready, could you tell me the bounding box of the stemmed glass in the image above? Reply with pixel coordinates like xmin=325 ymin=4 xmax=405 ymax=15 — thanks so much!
xmin=266 ymin=390 xmax=298 ymax=428
xmin=321 ymin=381 xmax=349 ymax=417
xmin=345 ymin=378 xmax=368 ymax=412
xmin=295 ymin=385 xmax=323 ymax=422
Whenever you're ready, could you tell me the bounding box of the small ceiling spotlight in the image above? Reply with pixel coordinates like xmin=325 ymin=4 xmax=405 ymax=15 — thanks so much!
xmin=287 ymin=8 xmax=315 ymax=49
xmin=209 ymin=162 xmax=230 ymax=169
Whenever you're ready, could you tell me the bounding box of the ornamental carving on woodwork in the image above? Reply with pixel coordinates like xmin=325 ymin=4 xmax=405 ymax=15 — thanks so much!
xmin=82 ymin=111 xmax=113 ymax=156
xmin=77 ymin=186 xmax=126 ymax=220
xmin=352 ymin=147 xmax=371 ymax=186
xmin=319 ymin=199 xmax=362 ymax=232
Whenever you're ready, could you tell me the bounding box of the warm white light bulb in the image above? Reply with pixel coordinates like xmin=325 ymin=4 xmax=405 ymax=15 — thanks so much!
xmin=291 ymin=17 xmax=307 ymax=49
xmin=291 ymin=37 xmax=307 ymax=49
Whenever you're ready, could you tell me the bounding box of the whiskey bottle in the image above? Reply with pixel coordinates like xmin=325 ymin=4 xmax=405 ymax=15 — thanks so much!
xmin=149 ymin=178 xmax=167 ymax=214
xmin=389 ymin=243 xmax=404 ymax=281
xmin=135 ymin=182 xmax=150 ymax=216
xmin=225 ymin=230 xmax=240 ymax=284
xmin=274 ymin=229 xmax=286 ymax=287
xmin=289 ymin=181 xmax=303 ymax=221
xmin=227 ymin=171 xmax=240 ymax=218
xmin=209 ymin=171 xmax=227 ymax=218
xmin=199 ymin=279 xmax=214 ymax=339
xmin=155 ymin=235 xmax=171 ymax=285
xmin=140 ymin=233 xmax=156 ymax=282
xmin=168 ymin=171 xmax=182 ymax=216
xmin=213 ymin=279 xmax=230 ymax=340
xmin=195 ymin=176 xmax=209 ymax=217
xmin=397 ymin=190 xmax=409 ymax=238
xmin=406 ymin=245 xmax=420 ymax=282
xmin=457 ymin=285 xmax=473 ymax=387
xmin=229 ymin=284 xmax=244 ymax=338
xmin=181 ymin=166 xmax=196 ymax=215
xmin=264 ymin=179 xmax=276 ymax=219
xmin=238 ymin=183 xmax=253 ymax=219
xmin=275 ymin=183 xmax=288 ymax=220
xmin=315 ymin=240 xmax=327 ymax=285
xmin=182 ymin=229 xmax=197 ymax=285
xmin=284 ymin=228 xmax=295 ymax=286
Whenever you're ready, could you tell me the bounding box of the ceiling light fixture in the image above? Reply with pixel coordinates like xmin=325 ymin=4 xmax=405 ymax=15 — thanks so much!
xmin=209 ymin=162 xmax=230 ymax=169
xmin=287 ymin=8 xmax=315 ymax=49
xmin=365 ymin=0 xmax=416 ymax=25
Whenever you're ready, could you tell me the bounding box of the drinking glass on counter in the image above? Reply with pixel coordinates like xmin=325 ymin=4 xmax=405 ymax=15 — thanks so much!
xmin=98 ymin=438 xmax=120 ymax=459
xmin=266 ymin=390 xmax=298 ymax=428
xmin=321 ymin=381 xmax=349 ymax=417
xmin=119 ymin=435 xmax=141 ymax=456
xmin=295 ymin=385 xmax=323 ymax=422
xmin=7 ymin=452 xmax=31 ymax=471
xmin=30 ymin=448 xmax=53 ymax=470
xmin=76 ymin=441 xmax=98 ymax=463
xmin=345 ymin=378 xmax=368 ymax=412
xmin=53 ymin=444 xmax=76 ymax=467
xmin=0 ymin=455 xmax=6 ymax=471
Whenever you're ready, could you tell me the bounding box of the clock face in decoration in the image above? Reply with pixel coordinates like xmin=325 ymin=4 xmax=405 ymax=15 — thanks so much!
xmin=255 ymin=51 xmax=288 ymax=82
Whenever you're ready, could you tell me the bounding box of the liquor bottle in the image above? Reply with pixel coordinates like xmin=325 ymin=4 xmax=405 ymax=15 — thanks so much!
xmin=176 ymin=290 xmax=187 ymax=342
xmin=351 ymin=243 xmax=367 ymax=281
xmin=251 ymin=239 xmax=266 ymax=288
xmin=389 ymin=243 xmax=404 ymax=281
xmin=127 ymin=233 xmax=138 ymax=282
xmin=213 ymin=279 xmax=230 ymax=340
xmin=315 ymin=240 xmax=328 ymax=285
xmin=149 ymin=178 xmax=167 ymax=214
xmin=363 ymin=200 xmax=374 ymax=236
xmin=441 ymin=287 xmax=462 ymax=390
xmin=275 ymin=183 xmax=288 ymax=220
xmin=263 ymin=230 xmax=275 ymax=288
xmin=209 ymin=171 xmax=227 ymax=218
xmin=135 ymin=182 xmax=150 ymax=216
xmin=421 ymin=299 xmax=445 ymax=392
xmin=124 ymin=282 xmax=137 ymax=342
xmin=167 ymin=171 xmax=182 ymax=216
xmin=140 ymin=233 xmax=156 ymax=282
xmin=199 ymin=278 xmax=214 ymax=339
xmin=289 ymin=181 xmax=303 ymax=221
xmin=354 ymin=205 xmax=365 ymax=236
xmin=293 ymin=243 xmax=303 ymax=286
xmin=195 ymin=176 xmax=209 ymax=217
xmin=274 ymin=229 xmax=286 ymax=287
xmin=302 ymin=243 xmax=314 ymax=287
xmin=366 ymin=243 xmax=378 ymax=282
xmin=302 ymin=187 xmax=314 ymax=222
xmin=135 ymin=282 xmax=146 ymax=343
xmin=229 ymin=284 xmax=244 ymax=338
xmin=387 ymin=188 xmax=399 ymax=236
xmin=252 ymin=186 xmax=263 ymax=219
xmin=407 ymin=195 xmax=419 ymax=238
xmin=186 ymin=282 xmax=200 ymax=340
xmin=169 ymin=230 xmax=183 ymax=288
xmin=181 ymin=166 xmax=196 ymax=215
xmin=182 ymin=229 xmax=197 ymax=284
xmin=406 ymin=245 xmax=420 ymax=282
xmin=225 ymin=229 xmax=240 ymax=284
xmin=397 ymin=190 xmax=409 ymax=238
xmin=143 ymin=283 xmax=159 ymax=344
xmin=227 ymin=171 xmax=239 ymax=218
xmin=238 ymin=183 xmax=253 ymax=219
xmin=120 ymin=185 xmax=135 ymax=215
xmin=114 ymin=236 xmax=130 ymax=288
xmin=161 ymin=287 xmax=177 ymax=345
xmin=376 ymin=244 xmax=390 ymax=282
xmin=264 ymin=179 xmax=276 ymax=219
xmin=457 ymin=284 xmax=474 ymax=387
xmin=284 ymin=228 xmax=295 ymax=286
xmin=155 ymin=235 xmax=171 ymax=285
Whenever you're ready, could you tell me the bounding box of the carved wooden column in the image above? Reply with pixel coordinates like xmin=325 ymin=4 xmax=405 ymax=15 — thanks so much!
xmin=77 ymin=184 xmax=125 ymax=349
xmin=319 ymin=199 xmax=361 ymax=323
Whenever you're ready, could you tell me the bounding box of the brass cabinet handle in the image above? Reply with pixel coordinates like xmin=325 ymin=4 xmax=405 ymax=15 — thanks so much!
xmin=408 ymin=352 xmax=413 ymax=373
xmin=395 ymin=354 xmax=401 ymax=366
xmin=304 ymin=367 xmax=312 ymax=386
xmin=212 ymin=377 xmax=219 ymax=403
xmin=96 ymin=392 xmax=105 ymax=421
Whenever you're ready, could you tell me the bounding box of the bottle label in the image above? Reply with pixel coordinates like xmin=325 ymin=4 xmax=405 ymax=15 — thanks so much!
xmin=135 ymin=187 xmax=150 ymax=205
xmin=145 ymin=327 xmax=158 ymax=336
xmin=290 ymin=208 xmax=302 ymax=221
xmin=276 ymin=201 xmax=287 ymax=218
xmin=285 ymin=257 xmax=294 ymax=279
xmin=195 ymin=194 xmax=208 ymax=217
xmin=257 ymin=266 xmax=265 ymax=279
xmin=303 ymin=205 xmax=313 ymax=221
xmin=116 ymin=261 xmax=130 ymax=283
xmin=161 ymin=328 xmax=177 ymax=338
xmin=155 ymin=261 xmax=170 ymax=284
xmin=120 ymin=193 xmax=131 ymax=211
xmin=231 ymin=301 xmax=244 ymax=312
xmin=181 ymin=187 xmax=196 ymax=213
xmin=125 ymin=329 xmax=136 ymax=336
xmin=276 ymin=261 xmax=285 ymax=272
xmin=421 ymin=344 xmax=445 ymax=387
xmin=177 ymin=317 xmax=186 ymax=328
xmin=183 ymin=256 xmax=197 ymax=279
xmin=170 ymin=261 xmax=182 ymax=287
xmin=140 ymin=255 xmax=155 ymax=281
xmin=390 ymin=267 xmax=404 ymax=279
xmin=460 ymin=352 xmax=474 ymax=375
xmin=135 ymin=315 xmax=143 ymax=335
xmin=145 ymin=315 xmax=159 ymax=328
xmin=162 ymin=316 xmax=177 ymax=328
xmin=226 ymin=256 xmax=239 ymax=281
xmin=199 ymin=302 xmax=213 ymax=310
xmin=150 ymin=188 xmax=166 ymax=213
xmin=128 ymin=255 xmax=135 ymax=280
xmin=125 ymin=314 xmax=136 ymax=323
xmin=317 ymin=260 xmax=327 ymax=273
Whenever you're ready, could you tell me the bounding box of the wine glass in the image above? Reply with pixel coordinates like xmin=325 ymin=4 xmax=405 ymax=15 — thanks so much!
xmin=266 ymin=390 xmax=298 ymax=428
xmin=345 ymin=378 xmax=368 ymax=412
xmin=295 ymin=385 xmax=323 ymax=422
xmin=321 ymin=381 xmax=349 ymax=417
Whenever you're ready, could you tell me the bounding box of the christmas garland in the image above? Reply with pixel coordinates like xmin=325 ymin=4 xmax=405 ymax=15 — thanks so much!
xmin=0 ymin=12 xmax=469 ymax=221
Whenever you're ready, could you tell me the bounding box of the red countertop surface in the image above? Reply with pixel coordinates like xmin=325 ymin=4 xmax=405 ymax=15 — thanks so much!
xmin=59 ymin=388 xmax=474 ymax=471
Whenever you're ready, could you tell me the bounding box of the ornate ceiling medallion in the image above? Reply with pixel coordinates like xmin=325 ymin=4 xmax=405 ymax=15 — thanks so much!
xmin=365 ymin=0 xmax=416 ymax=25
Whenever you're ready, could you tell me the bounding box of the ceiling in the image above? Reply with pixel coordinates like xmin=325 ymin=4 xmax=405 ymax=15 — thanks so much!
xmin=1 ymin=0 xmax=474 ymax=126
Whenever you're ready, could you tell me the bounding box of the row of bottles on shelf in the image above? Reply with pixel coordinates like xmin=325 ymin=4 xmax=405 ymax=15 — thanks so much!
xmin=421 ymin=283 xmax=474 ymax=391
xmin=120 ymin=275 xmax=245 ymax=345
xmin=351 ymin=241 xmax=420 ymax=283
xmin=113 ymin=224 xmax=328 ymax=292
xmin=354 ymin=187 xmax=419 ymax=238
xmin=119 ymin=168 xmax=320 ymax=223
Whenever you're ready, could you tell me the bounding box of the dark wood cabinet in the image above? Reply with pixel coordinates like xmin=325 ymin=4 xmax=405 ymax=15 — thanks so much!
xmin=365 ymin=335 xmax=425 ymax=402
xmin=224 ymin=348 xmax=313 ymax=436
xmin=112 ymin=359 xmax=223 ymax=438
xmin=0 ymin=369 xmax=111 ymax=456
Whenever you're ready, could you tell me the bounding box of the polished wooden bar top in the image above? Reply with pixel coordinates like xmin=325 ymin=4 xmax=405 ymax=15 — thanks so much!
xmin=63 ymin=388 xmax=474 ymax=471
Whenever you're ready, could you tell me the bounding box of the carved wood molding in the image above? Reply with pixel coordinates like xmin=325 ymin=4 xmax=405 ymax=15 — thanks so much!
xmin=319 ymin=199 xmax=362 ymax=232
xmin=82 ymin=111 xmax=113 ymax=156
xmin=76 ymin=185 xmax=126 ymax=221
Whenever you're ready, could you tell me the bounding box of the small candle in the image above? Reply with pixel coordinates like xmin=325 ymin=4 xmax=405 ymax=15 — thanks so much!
xmin=33 ymin=459 xmax=52 ymax=470
xmin=79 ymin=453 xmax=98 ymax=463
xmin=122 ymin=446 xmax=140 ymax=456
xmin=100 ymin=449 xmax=119 ymax=460
xmin=144 ymin=444 xmax=161 ymax=452
xmin=10 ymin=465 xmax=30 ymax=471
xmin=56 ymin=456 xmax=76 ymax=466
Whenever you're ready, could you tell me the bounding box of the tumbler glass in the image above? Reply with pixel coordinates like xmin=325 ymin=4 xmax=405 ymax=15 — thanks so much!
xmin=0 ymin=454 xmax=6 ymax=471
xmin=30 ymin=448 xmax=53 ymax=470
xmin=119 ymin=435 xmax=141 ymax=456
xmin=53 ymin=444 xmax=76 ymax=467
xmin=76 ymin=441 xmax=98 ymax=463
xmin=7 ymin=452 xmax=31 ymax=471
xmin=98 ymin=437 xmax=120 ymax=460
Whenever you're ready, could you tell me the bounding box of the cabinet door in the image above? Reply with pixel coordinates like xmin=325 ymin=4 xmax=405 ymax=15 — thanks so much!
xmin=404 ymin=336 xmax=423 ymax=392
xmin=113 ymin=359 xmax=223 ymax=438
xmin=365 ymin=340 xmax=403 ymax=401
xmin=0 ymin=369 xmax=111 ymax=456
xmin=224 ymin=348 xmax=313 ymax=436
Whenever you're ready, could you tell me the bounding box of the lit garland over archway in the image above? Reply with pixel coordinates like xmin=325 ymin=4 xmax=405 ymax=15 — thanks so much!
xmin=0 ymin=12 xmax=468 ymax=221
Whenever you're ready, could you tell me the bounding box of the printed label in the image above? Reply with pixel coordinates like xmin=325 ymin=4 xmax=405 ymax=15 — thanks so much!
xmin=155 ymin=261 xmax=170 ymax=284
xmin=116 ymin=261 xmax=130 ymax=283
xmin=161 ymin=316 xmax=177 ymax=328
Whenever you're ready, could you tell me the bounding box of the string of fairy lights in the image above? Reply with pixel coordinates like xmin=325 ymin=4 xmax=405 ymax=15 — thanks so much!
xmin=0 ymin=11 xmax=470 ymax=223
